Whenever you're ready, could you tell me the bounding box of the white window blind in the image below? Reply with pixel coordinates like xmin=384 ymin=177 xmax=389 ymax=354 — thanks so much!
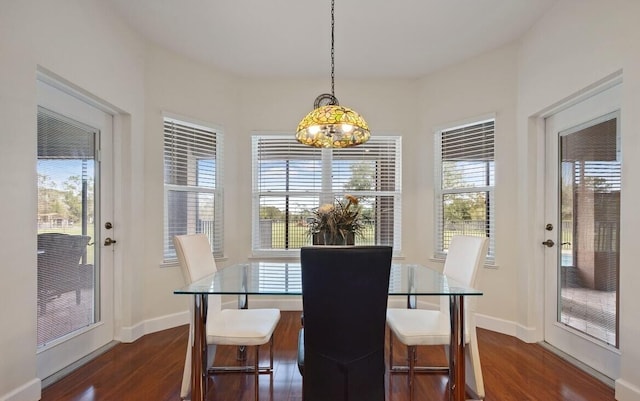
xmin=164 ymin=116 xmax=223 ymax=260
xmin=252 ymin=134 xmax=402 ymax=257
xmin=37 ymin=106 xmax=97 ymax=348
xmin=435 ymin=118 xmax=495 ymax=262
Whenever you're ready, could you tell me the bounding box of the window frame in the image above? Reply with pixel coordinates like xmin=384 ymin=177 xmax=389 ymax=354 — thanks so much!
xmin=251 ymin=133 xmax=402 ymax=258
xmin=163 ymin=114 xmax=224 ymax=262
xmin=434 ymin=116 xmax=495 ymax=263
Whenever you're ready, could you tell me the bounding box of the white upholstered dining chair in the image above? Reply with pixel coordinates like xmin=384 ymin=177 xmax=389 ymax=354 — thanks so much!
xmin=174 ymin=234 xmax=281 ymax=401
xmin=386 ymin=235 xmax=488 ymax=400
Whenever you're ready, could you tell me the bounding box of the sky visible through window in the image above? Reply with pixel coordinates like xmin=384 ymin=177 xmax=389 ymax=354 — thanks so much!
xmin=38 ymin=159 xmax=94 ymax=188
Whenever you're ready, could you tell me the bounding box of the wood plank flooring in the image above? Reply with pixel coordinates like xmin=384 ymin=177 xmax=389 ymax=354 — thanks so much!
xmin=41 ymin=311 xmax=615 ymax=401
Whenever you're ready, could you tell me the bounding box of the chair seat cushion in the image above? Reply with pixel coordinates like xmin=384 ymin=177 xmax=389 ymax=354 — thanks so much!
xmin=386 ymin=308 xmax=469 ymax=346
xmin=207 ymin=308 xmax=280 ymax=346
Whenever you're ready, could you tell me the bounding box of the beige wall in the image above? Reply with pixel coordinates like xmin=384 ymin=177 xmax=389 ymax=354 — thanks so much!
xmin=416 ymin=43 xmax=520 ymax=326
xmin=142 ymin=44 xmax=242 ymax=321
xmin=516 ymin=0 xmax=640 ymax=398
xmin=2 ymin=0 xmax=640 ymax=400
xmin=0 ymin=0 xmax=146 ymax=399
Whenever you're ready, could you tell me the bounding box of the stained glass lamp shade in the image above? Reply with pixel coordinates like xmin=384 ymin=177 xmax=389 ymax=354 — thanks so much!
xmin=296 ymin=104 xmax=370 ymax=148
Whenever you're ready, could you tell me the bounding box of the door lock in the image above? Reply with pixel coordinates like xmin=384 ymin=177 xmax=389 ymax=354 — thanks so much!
xmin=104 ymin=237 xmax=117 ymax=246
xmin=542 ymin=239 xmax=555 ymax=247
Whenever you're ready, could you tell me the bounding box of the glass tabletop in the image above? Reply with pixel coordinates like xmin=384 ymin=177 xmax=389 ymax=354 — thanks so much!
xmin=174 ymin=262 xmax=482 ymax=296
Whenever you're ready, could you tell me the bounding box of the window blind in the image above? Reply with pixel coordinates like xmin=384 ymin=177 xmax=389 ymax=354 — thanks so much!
xmin=164 ymin=117 xmax=223 ymax=260
xmin=435 ymin=119 xmax=495 ymax=262
xmin=559 ymin=116 xmax=620 ymax=346
xmin=37 ymin=107 xmax=97 ymax=348
xmin=252 ymin=134 xmax=402 ymax=257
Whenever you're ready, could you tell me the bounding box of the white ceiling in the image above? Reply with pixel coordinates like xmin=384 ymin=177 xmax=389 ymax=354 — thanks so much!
xmin=106 ymin=0 xmax=558 ymax=79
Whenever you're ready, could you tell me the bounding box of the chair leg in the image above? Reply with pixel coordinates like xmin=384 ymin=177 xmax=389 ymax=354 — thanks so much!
xmin=238 ymin=345 xmax=247 ymax=361
xmin=269 ymin=335 xmax=274 ymax=371
xmin=389 ymin=327 xmax=394 ymax=370
xmin=388 ymin=327 xmax=395 ymax=400
xmin=209 ymin=337 xmax=276 ymax=374
xmin=254 ymin=346 xmax=260 ymax=401
xmin=408 ymin=345 xmax=416 ymax=401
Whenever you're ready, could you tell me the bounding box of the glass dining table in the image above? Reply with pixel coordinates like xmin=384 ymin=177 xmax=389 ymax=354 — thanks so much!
xmin=174 ymin=262 xmax=482 ymax=401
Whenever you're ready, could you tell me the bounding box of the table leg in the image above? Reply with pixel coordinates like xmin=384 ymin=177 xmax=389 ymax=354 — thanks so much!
xmin=449 ymin=295 xmax=465 ymax=401
xmin=237 ymin=293 xmax=248 ymax=361
xmin=192 ymin=294 xmax=208 ymax=401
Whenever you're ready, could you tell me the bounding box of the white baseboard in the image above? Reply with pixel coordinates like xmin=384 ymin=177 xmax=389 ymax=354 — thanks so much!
xmin=475 ymin=313 xmax=518 ymax=336
xmin=616 ymin=378 xmax=640 ymax=401
xmin=0 ymin=378 xmax=40 ymax=401
xmin=118 ymin=310 xmax=190 ymax=343
xmin=116 ymin=298 xmax=303 ymax=344
xmin=240 ymin=297 xmax=303 ymax=311
xmin=388 ymin=297 xmax=439 ymax=310
xmin=515 ymin=323 xmax=540 ymax=343
xmin=116 ymin=299 xmax=539 ymax=347
xmin=475 ymin=313 xmax=539 ymax=343
xmin=388 ymin=300 xmax=536 ymax=343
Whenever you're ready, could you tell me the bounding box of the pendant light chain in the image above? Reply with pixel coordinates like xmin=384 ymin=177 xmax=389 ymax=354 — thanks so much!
xmin=295 ymin=0 xmax=370 ymax=148
xmin=330 ymin=0 xmax=335 ymax=98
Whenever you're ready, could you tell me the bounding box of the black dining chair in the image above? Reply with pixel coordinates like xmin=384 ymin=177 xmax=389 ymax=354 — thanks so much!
xmin=297 ymin=245 xmax=393 ymax=401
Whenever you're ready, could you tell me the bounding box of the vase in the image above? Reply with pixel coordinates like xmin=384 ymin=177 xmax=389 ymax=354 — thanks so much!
xmin=314 ymin=231 xmax=355 ymax=245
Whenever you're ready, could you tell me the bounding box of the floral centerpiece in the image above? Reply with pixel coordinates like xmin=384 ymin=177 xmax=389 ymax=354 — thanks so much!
xmin=308 ymin=194 xmax=365 ymax=245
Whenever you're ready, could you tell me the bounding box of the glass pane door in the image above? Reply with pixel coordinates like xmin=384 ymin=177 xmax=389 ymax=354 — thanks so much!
xmin=559 ymin=115 xmax=620 ymax=347
xmin=37 ymin=107 xmax=97 ymax=348
xmin=36 ymin=78 xmax=114 ymax=382
xmin=544 ymin=81 xmax=621 ymax=381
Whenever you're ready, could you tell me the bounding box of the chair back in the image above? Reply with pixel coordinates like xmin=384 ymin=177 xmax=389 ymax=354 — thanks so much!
xmin=443 ymin=235 xmax=488 ymax=399
xmin=174 ymin=234 xmax=217 ymax=282
xmin=441 ymin=235 xmax=488 ymax=314
xmin=38 ymin=233 xmax=91 ymax=269
xmin=37 ymin=233 xmax=92 ymax=297
xmin=443 ymin=235 xmax=488 ymax=287
xmin=173 ymin=234 xmax=222 ymax=313
xmin=173 ymin=234 xmax=221 ymax=399
xmin=301 ymin=245 xmax=392 ymax=401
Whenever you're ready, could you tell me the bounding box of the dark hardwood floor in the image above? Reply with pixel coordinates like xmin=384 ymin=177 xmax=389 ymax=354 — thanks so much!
xmin=41 ymin=311 xmax=615 ymax=401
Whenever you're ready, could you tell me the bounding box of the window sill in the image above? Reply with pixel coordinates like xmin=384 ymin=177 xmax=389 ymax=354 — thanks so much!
xmin=428 ymin=257 xmax=498 ymax=269
xmin=160 ymin=255 xmax=229 ymax=268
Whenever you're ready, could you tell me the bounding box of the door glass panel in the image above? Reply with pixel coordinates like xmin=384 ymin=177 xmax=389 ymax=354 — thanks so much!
xmin=37 ymin=107 xmax=98 ymax=348
xmin=559 ymin=115 xmax=619 ymax=347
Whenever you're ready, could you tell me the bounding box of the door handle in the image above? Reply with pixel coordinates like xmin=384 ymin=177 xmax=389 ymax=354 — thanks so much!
xmin=542 ymin=239 xmax=555 ymax=247
xmin=104 ymin=237 xmax=117 ymax=246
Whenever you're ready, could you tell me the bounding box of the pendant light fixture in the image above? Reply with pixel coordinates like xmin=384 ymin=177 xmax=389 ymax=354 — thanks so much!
xmin=295 ymin=0 xmax=370 ymax=148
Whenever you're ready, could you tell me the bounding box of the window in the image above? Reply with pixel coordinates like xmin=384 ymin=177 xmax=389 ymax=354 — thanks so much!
xmin=435 ymin=118 xmax=495 ymax=262
xmin=252 ymin=134 xmax=402 ymax=257
xmin=163 ymin=116 xmax=223 ymax=261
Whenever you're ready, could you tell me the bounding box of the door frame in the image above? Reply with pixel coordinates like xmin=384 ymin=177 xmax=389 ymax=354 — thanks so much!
xmin=530 ymin=73 xmax=622 ymax=381
xmin=36 ymin=71 xmax=121 ymax=381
